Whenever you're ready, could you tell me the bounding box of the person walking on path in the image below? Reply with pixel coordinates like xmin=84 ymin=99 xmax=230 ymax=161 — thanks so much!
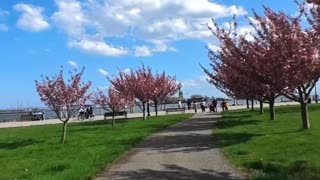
xmin=187 ymin=100 xmax=191 ymax=110
xmin=200 ymin=100 xmax=206 ymax=113
xmin=221 ymin=100 xmax=226 ymax=112
xmin=193 ymin=100 xmax=198 ymax=113
xmin=225 ymin=102 xmax=229 ymax=111
xmin=212 ymin=99 xmax=217 ymax=112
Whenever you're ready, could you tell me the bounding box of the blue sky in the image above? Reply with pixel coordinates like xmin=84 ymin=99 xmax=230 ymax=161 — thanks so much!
xmin=0 ymin=0 xmax=308 ymax=109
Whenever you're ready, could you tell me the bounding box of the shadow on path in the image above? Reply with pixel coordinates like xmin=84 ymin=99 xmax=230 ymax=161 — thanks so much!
xmin=97 ymin=113 xmax=246 ymax=180
xmin=109 ymin=164 xmax=241 ymax=180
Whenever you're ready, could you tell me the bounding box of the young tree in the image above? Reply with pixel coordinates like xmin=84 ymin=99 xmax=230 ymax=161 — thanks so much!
xmin=203 ymin=2 xmax=320 ymax=126
xmin=151 ymin=72 xmax=181 ymax=116
xmin=201 ymin=23 xmax=278 ymax=119
xmin=109 ymin=66 xmax=153 ymax=120
xmin=109 ymin=65 xmax=180 ymax=119
xmin=92 ymin=87 xmax=133 ymax=128
xmin=35 ymin=67 xmax=91 ymax=143
xmin=248 ymin=6 xmax=320 ymax=128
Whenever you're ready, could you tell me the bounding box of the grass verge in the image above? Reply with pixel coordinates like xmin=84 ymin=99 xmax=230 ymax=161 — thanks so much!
xmin=0 ymin=113 xmax=192 ymax=179
xmin=214 ymin=104 xmax=320 ymax=180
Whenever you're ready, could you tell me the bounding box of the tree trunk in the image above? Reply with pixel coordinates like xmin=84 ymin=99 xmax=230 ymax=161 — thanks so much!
xmin=142 ymin=102 xmax=146 ymax=120
xmin=259 ymin=100 xmax=264 ymax=115
xmin=155 ymin=101 xmax=158 ymax=117
xmin=112 ymin=108 xmax=115 ymax=128
xmin=269 ymin=99 xmax=275 ymax=121
xmin=251 ymin=99 xmax=254 ymax=111
xmin=246 ymin=99 xmax=250 ymax=109
xmin=61 ymin=122 xmax=67 ymax=144
xmin=112 ymin=115 xmax=115 ymax=128
xmin=147 ymin=101 xmax=150 ymax=117
xmin=300 ymin=102 xmax=310 ymax=129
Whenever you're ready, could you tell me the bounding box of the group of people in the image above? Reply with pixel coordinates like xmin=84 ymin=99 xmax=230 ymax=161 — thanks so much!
xmin=186 ymin=100 xmax=209 ymax=113
xmin=29 ymin=110 xmax=45 ymax=120
xmin=209 ymin=99 xmax=229 ymax=112
xmin=191 ymin=100 xmax=207 ymax=113
xmin=78 ymin=105 xmax=94 ymax=120
xmin=186 ymin=99 xmax=229 ymax=113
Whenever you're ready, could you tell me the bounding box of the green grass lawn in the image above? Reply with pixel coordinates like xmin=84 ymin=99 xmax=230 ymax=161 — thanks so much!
xmin=214 ymin=104 xmax=320 ymax=180
xmin=0 ymin=114 xmax=192 ymax=180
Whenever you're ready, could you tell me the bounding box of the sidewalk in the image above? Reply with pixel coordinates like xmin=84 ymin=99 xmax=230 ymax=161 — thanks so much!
xmin=0 ymin=102 xmax=299 ymax=129
xmin=96 ymin=113 xmax=246 ymax=180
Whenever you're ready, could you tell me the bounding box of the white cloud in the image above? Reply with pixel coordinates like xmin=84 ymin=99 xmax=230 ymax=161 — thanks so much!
xmin=98 ymin=69 xmax=108 ymax=76
xmin=238 ymin=26 xmax=255 ymax=41
xmin=51 ymin=0 xmax=247 ymax=56
xmin=150 ymin=40 xmax=177 ymax=52
xmin=221 ymin=21 xmax=255 ymax=41
xmin=52 ymin=0 xmax=85 ymax=38
xmin=182 ymin=75 xmax=209 ymax=88
xmin=0 ymin=24 xmax=8 ymax=32
xmin=123 ymin=68 xmax=131 ymax=74
xmin=14 ymin=3 xmax=49 ymax=32
xmin=207 ymin=43 xmax=220 ymax=52
xmin=134 ymin=46 xmax=152 ymax=57
xmin=68 ymin=60 xmax=77 ymax=68
xmin=181 ymin=80 xmax=201 ymax=88
xmin=68 ymin=39 xmax=128 ymax=57
xmin=200 ymin=75 xmax=208 ymax=82
xmin=134 ymin=41 xmax=177 ymax=57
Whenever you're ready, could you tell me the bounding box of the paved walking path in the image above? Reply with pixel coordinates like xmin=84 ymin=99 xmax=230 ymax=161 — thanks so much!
xmin=96 ymin=113 xmax=246 ymax=180
xmin=0 ymin=105 xmax=246 ymax=129
xmin=0 ymin=102 xmax=299 ymax=129
xmin=0 ymin=110 xmax=195 ymax=129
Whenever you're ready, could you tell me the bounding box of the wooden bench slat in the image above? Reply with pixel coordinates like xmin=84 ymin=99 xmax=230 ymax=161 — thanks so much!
xmin=104 ymin=111 xmax=128 ymax=119
xmin=20 ymin=114 xmax=44 ymax=121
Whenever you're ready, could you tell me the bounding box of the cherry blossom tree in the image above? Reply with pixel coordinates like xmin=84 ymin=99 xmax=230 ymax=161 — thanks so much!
xmin=202 ymin=17 xmax=279 ymax=120
xmin=151 ymin=72 xmax=181 ymax=116
xmin=109 ymin=66 xmax=153 ymax=120
xmin=109 ymin=65 xmax=180 ymax=119
xmin=35 ymin=67 xmax=91 ymax=143
xmin=203 ymin=3 xmax=320 ymax=128
xmin=249 ymin=6 xmax=320 ymax=129
xmin=307 ymin=0 xmax=320 ymax=5
xmin=92 ymin=87 xmax=133 ymax=128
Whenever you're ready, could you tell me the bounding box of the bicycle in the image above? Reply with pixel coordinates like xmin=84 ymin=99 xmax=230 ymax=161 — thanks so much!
xmin=77 ymin=112 xmax=86 ymax=120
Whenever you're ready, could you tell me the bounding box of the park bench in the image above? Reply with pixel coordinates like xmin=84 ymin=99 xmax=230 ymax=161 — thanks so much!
xmin=104 ymin=111 xmax=128 ymax=120
xmin=165 ymin=108 xmax=185 ymax=115
xmin=20 ymin=114 xmax=44 ymax=121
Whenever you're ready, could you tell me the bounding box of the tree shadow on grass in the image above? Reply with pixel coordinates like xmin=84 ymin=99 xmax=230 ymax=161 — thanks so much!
xmin=101 ymin=164 xmax=244 ymax=180
xmin=269 ymin=129 xmax=302 ymax=135
xmin=0 ymin=139 xmax=43 ymax=150
xmin=214 ymin=132 xmax=264 ymax=147
xmin=215 ymin=119 xmax=260 ymax=129
xmin=76 ymin=119 xmax=130 ymax=127
xmin=223 ymin=114 xmax=253 ymax=120
xmin=223 ymin=110 xmax=252 ymax=115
